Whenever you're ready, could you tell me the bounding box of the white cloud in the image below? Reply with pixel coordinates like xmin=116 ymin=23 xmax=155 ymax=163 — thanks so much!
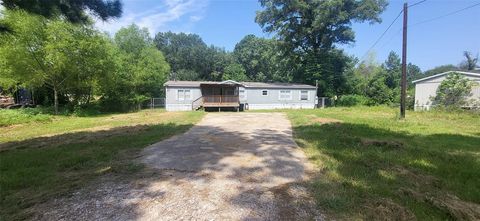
xmin=95 ymin=0 xmax=209 ymax=36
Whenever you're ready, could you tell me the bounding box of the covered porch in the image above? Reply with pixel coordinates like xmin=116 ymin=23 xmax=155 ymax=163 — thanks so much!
xmin=200 ymin=80 xmax=242 ymax=109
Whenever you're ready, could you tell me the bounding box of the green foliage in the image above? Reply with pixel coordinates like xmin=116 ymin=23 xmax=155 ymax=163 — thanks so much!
xmin=365 ymin=76 xmax=394 ymax=105
xmin=1 ymin=0 xmax=122 ymax=24
xmin=233 ymin=34 xmax=293 ymax=82
xmin=173 ymin=69 xmax=200 ymax=81
xmin=154 ymin=31 xmax=232 ymax=81
xmin=255 ymin=0 xmax=386 ymax=95
xmin=432 ymin=72 xmax=476 ymax=108
xmin=423 ymin=64 xmax=458 ymax=78
xmin=222 ymin=63 xmax=249 ymax=81
xmin=0 ymin=10 xmax=115 ymax=113
xmin=0 ymin=109 xmax=52 ymax=126
xmin=0 ymin=13 xmax=169 ymax=113
xmin=381 ymin=51 xmax=401 ymax=89
xmin=336 ymin=95 xmax=369 ymax=107
xmin=99 ymin=24 xmax=170 ymax=112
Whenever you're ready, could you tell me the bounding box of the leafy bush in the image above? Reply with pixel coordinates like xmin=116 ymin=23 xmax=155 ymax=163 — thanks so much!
xmin=337 ymin=95 xmax=369 ymax=107
xmin=431 ymin=72 xmax=476 ymax=109
xmin=0 ymin=109 xmax=52 ymax=126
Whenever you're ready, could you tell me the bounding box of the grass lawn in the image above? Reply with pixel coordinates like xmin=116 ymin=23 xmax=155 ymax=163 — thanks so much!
xmin=282 ymin=106 xmax=480 ymax=220
xmin=0 ymin=109 xmax=205 ymax=220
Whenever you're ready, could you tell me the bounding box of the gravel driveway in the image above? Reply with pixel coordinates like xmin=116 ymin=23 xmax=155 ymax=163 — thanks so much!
xmin=38 ymin=113 xmax=321 ymax=220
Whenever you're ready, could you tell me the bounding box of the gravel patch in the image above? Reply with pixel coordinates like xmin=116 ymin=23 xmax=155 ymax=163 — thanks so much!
xmin=35 ymin=113 xmax=323 ymax=220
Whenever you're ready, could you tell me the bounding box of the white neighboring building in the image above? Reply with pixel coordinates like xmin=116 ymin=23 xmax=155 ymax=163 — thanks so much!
xmin=412 ymin=71 xmax=480 ymax=110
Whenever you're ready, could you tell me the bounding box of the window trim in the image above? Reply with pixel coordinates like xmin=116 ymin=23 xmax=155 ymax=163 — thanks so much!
xmin=300 ymin=90 xmax=309 ymax=101
xmin=177 ymin=89 xmax=184 ymax=101
xmin=184 ymin=89 xmax=191 ymax=100
xmin=278 ymin=90 xmax=292 ymax=100
xmin=177 ymin=89 xmax=191 ymax=101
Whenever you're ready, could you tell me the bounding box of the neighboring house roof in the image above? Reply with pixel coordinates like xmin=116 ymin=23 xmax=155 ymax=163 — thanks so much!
xmin=412 ymin=71 xmax=480 ymax=84
xmin=164 ymin=80 xmax=317 ymax=89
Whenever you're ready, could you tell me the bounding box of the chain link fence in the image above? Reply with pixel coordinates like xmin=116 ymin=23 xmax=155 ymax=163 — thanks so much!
xmin=143 ymin=98 xmax=165 ymax=109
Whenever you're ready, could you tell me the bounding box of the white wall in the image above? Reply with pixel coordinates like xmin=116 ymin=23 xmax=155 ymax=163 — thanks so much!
xmin=165 ymin=87 xmax=202 ymax=111
xmin=414 ymin=75 xmax=480 ymax=110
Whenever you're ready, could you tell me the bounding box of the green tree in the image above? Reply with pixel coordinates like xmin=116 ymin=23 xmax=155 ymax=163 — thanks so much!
xmin=100 ymin=24 xmax=170 ymax=111
xmin=255 ymin=0 xmax=387 ymax=95
xmin=382 ymin=51 xmax=401 ymax=89
xmin=173 ymin=69 xmax=200 ymax=81
xmin=114 ymin=24 xmax=152 ymax=56
xmin=407 ymin=63 xmax=422 ymax=87
xmin=423 ymin=65 xmax=458 ymax=78
xmin=1 ymin=0 xmax=122 ymax=23
xmin=222 ymin=63 xmax=249 ymax=81
xmin=154 ymin=31 xmax=228 ymax=80
xmin=432 ymin=72 xmax=476 ymax=108
xmin=233 ymin=35 xmax=294 ymax=82
xmin=365 ymin=75 xmax=393 ymax=105
xmin=0 ymin=10 xmax=114 ymax=113
xmin=1 ymin=0 xmax=122 ymax=33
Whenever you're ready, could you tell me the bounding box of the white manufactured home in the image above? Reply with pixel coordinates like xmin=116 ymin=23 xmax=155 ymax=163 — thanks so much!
xmin=413 ymin=71 xmax=480 ymax=110
xmin=164 ymin=80 xmax=317 ymax=111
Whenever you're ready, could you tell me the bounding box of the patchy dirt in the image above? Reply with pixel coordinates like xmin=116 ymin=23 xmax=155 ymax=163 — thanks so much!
xmin=393 ymin=166 xmax=480 ymax=220
xmin=305 ymin=114 xmax=343 ymax=125
xmin=400 ymin=188 xmax=480 ymax=220
xmin=34 ymin=113 xmax=323 ymax=220
xmin=365 ymin=198 xmax=416 ymax=221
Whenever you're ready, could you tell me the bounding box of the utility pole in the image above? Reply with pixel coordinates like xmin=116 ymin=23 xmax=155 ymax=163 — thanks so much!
xmin=400 ymin=2 xmax=408 ymax=119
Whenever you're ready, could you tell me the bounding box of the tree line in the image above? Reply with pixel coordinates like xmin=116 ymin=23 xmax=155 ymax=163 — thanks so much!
xmin=1 ymin=0 xmax=478 ymax=114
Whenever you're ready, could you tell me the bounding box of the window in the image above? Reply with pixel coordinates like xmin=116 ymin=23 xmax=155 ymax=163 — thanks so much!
xmin=177 ymin=89 xmax=191 ymax=101
xmin=262 ymin=90 xmax=268 ymax=96
xmin=177 ymin=89 xmax=184 ymax=101
xmin=279 ymin=90 xmax=292 ymax=100
xmin=184 ymin=90 xmax=191 ymax=100
xmin=300 ymin=90 xmax=309 ymax=100
xmin=239 ymin=89 xmax=247 ymax=99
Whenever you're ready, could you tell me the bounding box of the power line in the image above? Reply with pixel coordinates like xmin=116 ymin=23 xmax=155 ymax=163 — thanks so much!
xmin=411 ymin=1 xmax=480 ymax=26
xmin=358 ymin=9 xmax=403 ymax=62
xmin=408 ymin=0 xmax=427 ymax=8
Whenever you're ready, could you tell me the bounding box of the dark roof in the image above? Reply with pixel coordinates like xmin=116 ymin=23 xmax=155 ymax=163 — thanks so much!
xmin=164 ymin=80 xmax=316 ymax=89
xmin=412 ymin=71 xmax=480 ymax=84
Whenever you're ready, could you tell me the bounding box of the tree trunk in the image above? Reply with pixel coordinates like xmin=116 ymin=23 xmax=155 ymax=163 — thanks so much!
xmin=54 ymin=87 xmax=58 ymax=115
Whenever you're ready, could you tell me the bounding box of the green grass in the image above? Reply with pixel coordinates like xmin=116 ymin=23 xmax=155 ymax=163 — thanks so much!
xmin=0 ymin=109 xmax=205 ymax=220
xmin=0 ymin=109 xmax=52 ymax=127
xmin=280 ymin=106 xmax=480 ymax=220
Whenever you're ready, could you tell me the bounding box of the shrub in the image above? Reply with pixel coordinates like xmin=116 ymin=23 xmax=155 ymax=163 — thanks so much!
xmin=337 ymin=95 xmax=369 ymax=107
xmin=0 ymin=109 xmax=52 ymax=126
xmin=431 ymin=72 xmax=477 ymax=108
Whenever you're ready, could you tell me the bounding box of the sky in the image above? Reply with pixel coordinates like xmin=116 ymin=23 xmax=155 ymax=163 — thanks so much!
xmin=96 ymin=0 xmax=480 ymax=71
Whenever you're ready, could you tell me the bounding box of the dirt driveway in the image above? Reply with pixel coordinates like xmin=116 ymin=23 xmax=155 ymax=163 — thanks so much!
xmin=38 ymin=113 xmax=321 ymax=220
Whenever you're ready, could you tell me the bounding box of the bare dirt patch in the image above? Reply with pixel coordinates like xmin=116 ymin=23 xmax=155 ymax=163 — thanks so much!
xmin=305 ymin=114 xmax=343 ymax=125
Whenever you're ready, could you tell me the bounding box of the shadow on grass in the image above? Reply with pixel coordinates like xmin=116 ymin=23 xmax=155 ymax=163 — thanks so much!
xmin=293 ymin=122 xmax=480 ymax=220
xmin=0 ymin=123 xmax=192 ymax=220
xmin=0 ymin=115 xmax=320 ymax=220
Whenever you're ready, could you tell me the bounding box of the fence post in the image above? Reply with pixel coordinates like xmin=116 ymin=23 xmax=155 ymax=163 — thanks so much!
xmin=321 ymin=97 xmax=325 ymax=109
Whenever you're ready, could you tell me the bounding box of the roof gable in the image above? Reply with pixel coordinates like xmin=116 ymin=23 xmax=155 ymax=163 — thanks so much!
xmin=412 ymin=71 xmax=480 ymax=84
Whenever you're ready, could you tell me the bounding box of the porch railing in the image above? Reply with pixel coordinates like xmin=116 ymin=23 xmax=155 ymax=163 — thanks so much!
xmin=203 ymin=95 xmax=239 ymax=104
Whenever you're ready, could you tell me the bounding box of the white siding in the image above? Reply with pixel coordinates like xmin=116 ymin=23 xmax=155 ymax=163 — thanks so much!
xmin=165 ymin=87 xmax=202 ymax=111
xmin=414 ymin=74 xmax=480 ymax=110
